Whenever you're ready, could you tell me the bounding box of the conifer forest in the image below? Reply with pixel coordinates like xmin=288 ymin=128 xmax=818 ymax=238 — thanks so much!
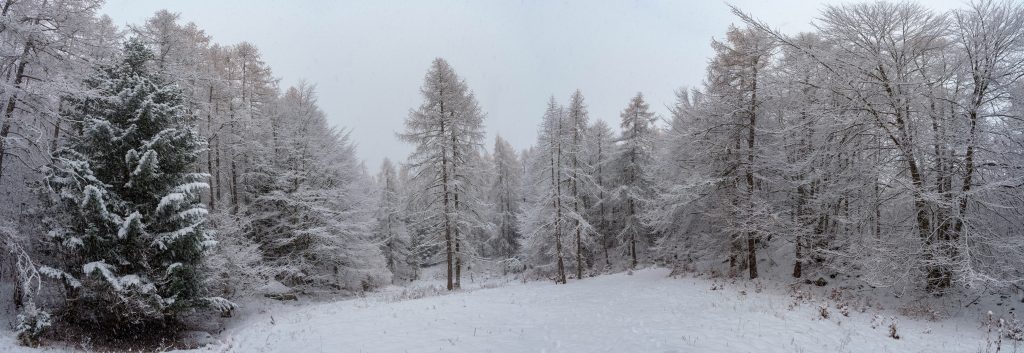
xmin=1 ymin=1 xmax=1024 ymax=352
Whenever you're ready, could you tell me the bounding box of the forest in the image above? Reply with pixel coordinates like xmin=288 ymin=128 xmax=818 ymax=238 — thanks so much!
xmin=0 ymin=0 xmax=1023 ymax=351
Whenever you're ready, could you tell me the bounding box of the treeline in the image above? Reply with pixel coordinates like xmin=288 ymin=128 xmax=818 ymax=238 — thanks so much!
xmin=0 ymin=4 xmax=387 ymax=344
xmin=387 ymin=0 xmax=1024 ymax=295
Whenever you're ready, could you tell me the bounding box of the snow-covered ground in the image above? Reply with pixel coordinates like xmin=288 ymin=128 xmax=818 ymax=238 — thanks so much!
xmin=201 ymin=269 xmax=994 ymax=353
xmin=2 ymin=268 xmax=1006 ymax=353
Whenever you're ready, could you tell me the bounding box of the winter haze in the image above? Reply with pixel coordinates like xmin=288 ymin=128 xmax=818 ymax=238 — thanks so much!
xmin=99 ymin=0 xmax=962 ymax=168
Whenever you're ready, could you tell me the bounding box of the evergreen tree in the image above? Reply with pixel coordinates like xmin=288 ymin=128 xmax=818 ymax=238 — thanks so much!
xmin=399 ymin=58 xmax=487 ymax=290
xmin=612 ymin=93 xmax=657 ymax=269
xmin=520 ymin=97 xmax=570 ymax=283
xmin=374 ymin=158 xmax=417 ymax=282
xmin=245 ymin=84 xmax=389 ymax=291
xmin=584 ymin=119 xmax=616 ymax=269
xmin=564 ymin=90 xmax=594 ymax=278
xmin=42 ymin=39 xmax=214 ymax=333
xmin=487 ymin=135 xmax=522 ymax=259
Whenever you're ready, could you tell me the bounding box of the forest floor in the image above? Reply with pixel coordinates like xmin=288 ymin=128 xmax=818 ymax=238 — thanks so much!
xmin=2 ymin=267 xmax=1015 ymax=353
xmin=189 ymin=265 xmax=1008 ymax=353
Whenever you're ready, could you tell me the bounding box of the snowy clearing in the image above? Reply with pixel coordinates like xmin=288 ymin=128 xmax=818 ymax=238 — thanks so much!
xmin=142 ymin=268 xmax=990 ymax=353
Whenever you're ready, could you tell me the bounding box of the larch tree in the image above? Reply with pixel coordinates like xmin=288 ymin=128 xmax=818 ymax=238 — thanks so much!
xmin=710 ymin=26 xmax=774 ymax=279
xmin=646 ymin=88 xmax=713 ymax=270
xmin=584 ymin=119 xmax=616 ymax=269
xmin=399 ymin=58 xmax=486 ymax=290
xmin=487 ymin=135 xmax=522 ymax=260
xmin=374 ymin=158 xmax=417 ymax=282
xmin=612 ymin=93 xmax=657 ymax=269
xmin=0 ymin=0 xmax=112 ymax=204
xmin=520 ymin=97 xmax=569 ymax=283
xmin=659 ymin=26 xmax=776 ymax=280
xmin=565 ymin=90 xmax=595 ymax=279
xmin=245 ymin=83 xmax=388 ymax=291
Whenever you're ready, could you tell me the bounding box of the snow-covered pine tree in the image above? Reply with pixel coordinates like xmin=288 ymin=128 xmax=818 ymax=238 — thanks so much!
xmin=612 ymin=93 xmax=657 ymax=269
xmin=399 ymin=58 xmax=486 ymax=290
xmin=374 ymin=158 xmax=417 ymax=282
xmin=520 ymin=97 xmax=569 ymax=283
xmin=401 ymin=163 xmax=440 ymax=267
xmin=0 ymin=0 xmax=112 ymax=189
xmin=655 ymin=27 xmax=776 ymax=279
xmin=456 ymin=147 xmax=494 ymax=268
xmin=486 ymin=135 xmax=522 ymax=260
xmin=584 ymin=119 xmax=616 ymax=269
xmin=42 ymin=38 xmax=215 ymax=334
xmin=564 ymin=90 xmax=595 ymax=279
xmin=0 ymin=0 xmax=118 ymax=310
xmin=646 ymin=88 xmax=711 ymax=270
xmin=246 ymin=84 xmax=388 ymax=292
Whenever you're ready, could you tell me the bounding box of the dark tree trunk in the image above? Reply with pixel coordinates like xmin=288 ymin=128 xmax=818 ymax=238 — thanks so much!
xmin=0 ymin=42 xmax=31 ymax=185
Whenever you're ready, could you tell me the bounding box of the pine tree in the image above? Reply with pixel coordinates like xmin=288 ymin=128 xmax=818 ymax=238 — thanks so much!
xmin=246 ymin=84 xmax=389 ymax=291
xmin=613 ymin=93 xmax=657 ymax=269
xmin=399 ymin=58 xmax=486 ymax=290
xmin=374 ymin=158 xmax=417 ymax=282
xmin=42 ymin=39 xmax=214 ymax=334
xmin=521 ymin=97 xmax=569 ymax=283
xmin=646 ymin=88 xmax=708 ymax=269
xmin=585 ymin=119 xmax=616 ymax=269
xmin=487 ymin=135 xmax=522 ymax=259
xmin=565 ymin=90 xmax=594 ymax=279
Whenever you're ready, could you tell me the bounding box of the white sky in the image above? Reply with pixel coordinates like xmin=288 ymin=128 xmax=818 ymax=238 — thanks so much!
xmin=99 ymin=0 xmax=964 ymax=169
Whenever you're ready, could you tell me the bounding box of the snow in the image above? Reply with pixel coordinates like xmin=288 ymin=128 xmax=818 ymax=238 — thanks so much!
xmin=117 ymin=211 xmax=141 ymax=239
xmin=82 ymin=261 xmax=120 ymax=291
xmin=36 ymin=267 xmax=80 ymax=289
xmin=1 ymin=268 xmax=1000 ymax=353
xmin=194 ymin=269 xmax=988 ymax=353
xmin=153 ymin=222 xmax=200 ymax=250
xmin=156 ymin=192 xmax=186 ymax=214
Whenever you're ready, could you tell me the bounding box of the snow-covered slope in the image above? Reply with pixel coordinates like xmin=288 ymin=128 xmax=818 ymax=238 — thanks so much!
xmin=166 ymin=268 xmax=989 ymax=353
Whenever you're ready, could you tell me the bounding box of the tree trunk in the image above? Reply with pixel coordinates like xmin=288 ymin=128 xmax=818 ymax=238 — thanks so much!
xmin=230 ymin=158 xmax=239 ymax=214
xmin=628 ymin=110 xmax=640 ymax=269
xmin=554 ymin=117 xmax=567 ymax=284
xmin=214 ymin=137 xmax=222 ymax=205
xmin=629 ymin=199 xmax=638 ymax=269
xmin=0 ymin=41 xmax=31 ymax=186
xmin=206 ymin=85 xmax=217 ymax=212
xmin=793 ymin=185 xmax=805 ymax=279
xmin=441 ymin=119 xmax=453 ymax=291
xmin=745 ymin=60 xmax=759 ymax=280
xmin=454 ymin=191 xmax=462 ymax=289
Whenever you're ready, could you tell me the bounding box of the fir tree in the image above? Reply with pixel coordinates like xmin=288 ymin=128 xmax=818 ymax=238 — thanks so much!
xmin=42 ymin=38 xmax=214 ymax=334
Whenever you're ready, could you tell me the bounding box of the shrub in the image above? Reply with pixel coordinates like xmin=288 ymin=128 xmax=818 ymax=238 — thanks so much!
xmin=16 ymin=303 xmax=52 ymax=347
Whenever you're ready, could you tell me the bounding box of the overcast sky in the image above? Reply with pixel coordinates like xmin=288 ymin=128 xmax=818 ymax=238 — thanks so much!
xmin=100 ymin=0 xmax=963 ymax=169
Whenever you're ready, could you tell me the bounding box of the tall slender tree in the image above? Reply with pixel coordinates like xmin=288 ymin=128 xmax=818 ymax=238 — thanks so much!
xmin=399 ymin=58 xmax=486 ymax=290
xmin=487 ymin=135 xmax=522 ymax=259
xmin=565 ymin=90 xmax=594 ymax=279
xmin=612 ymin=93 xmax=657 ymax=269
xmin=374 ymin=158 xmax=417 ymax=282
xmin=521 ymin=97 xmax=569 ymax=283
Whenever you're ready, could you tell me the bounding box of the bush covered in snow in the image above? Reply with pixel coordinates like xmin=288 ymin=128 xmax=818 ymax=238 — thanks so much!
xmin=15 ymin=303 xmax=51 ymax=347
